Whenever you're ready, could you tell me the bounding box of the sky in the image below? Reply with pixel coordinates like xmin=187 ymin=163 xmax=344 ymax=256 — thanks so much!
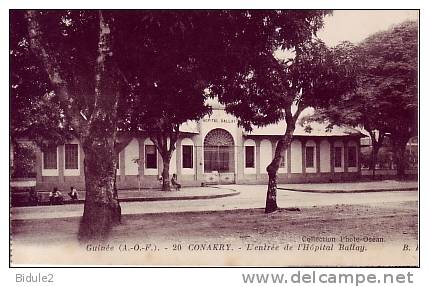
xmin=318 ymin=10 xmax=419 ymax=47
xmin=275 ymin=10 xmax=418 ymax=64
xmin=274 ymin=10 xmax=419 ymax=129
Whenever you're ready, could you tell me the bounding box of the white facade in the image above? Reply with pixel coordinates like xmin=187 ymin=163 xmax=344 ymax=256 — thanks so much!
xmin=124 ymin=138 xmax=139 ymax=176
xmin=35 ymin=105 xmax=363 ymax=190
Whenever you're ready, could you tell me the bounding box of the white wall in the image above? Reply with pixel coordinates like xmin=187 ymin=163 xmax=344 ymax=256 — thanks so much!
xmin=259 ymin=139 xmax=272 ymax=174
xmin=320 ymin=139 xmax=331 ymax=172
xmin=125 ymin=138 xmax=139 ymax=175
xmin=291 ymin=139 xmax=302 ymax=173
xmin=170 ymin=149 xmax=177 ymax=175
xmin=276 ymin=140 xmax=287 ymax=174
xmin=244 ymin=139 xmax=256 ymax=174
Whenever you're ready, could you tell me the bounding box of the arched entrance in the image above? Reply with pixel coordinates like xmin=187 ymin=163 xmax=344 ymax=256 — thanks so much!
xmin=203 ymin=128 xmax=235 ymax=183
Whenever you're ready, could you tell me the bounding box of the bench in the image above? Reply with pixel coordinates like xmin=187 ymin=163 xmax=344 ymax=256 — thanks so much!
xmin=11 ymin=187 xmax=83 ymax=207
xmin=11 ymin=179 xmax=37 ymax=207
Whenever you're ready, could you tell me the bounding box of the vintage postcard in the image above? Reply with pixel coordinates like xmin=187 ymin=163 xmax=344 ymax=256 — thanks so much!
xmin=10 ymin=9 xmax=418 ymax=266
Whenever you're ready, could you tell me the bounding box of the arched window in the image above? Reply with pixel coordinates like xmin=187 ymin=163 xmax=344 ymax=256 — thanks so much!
xmin=204 ymin=129 xmax=235 ymax=173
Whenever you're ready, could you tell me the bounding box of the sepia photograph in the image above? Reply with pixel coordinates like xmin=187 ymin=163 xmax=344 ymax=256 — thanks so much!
xmin=9 ymin=9 xmax=418 ymax=266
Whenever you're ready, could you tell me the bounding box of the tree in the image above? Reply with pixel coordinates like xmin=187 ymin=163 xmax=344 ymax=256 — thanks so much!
xmin=302 ymin=21 xmax=418 ymax=179
xmin=361 ymin=21 xmax=418 ymax=179
xmin=117 ymin=11 xmax=332 ymax=192
xmin=211 ymin=11 xmax=354 ymax=213
xmin=10 ymin=11 xmax=72 ymax=149
xmin=115 ymin=12 xmax=212 ymax=191
xmin=300 ymin=84 xmax=388 ymax=179
xmin=20 ymin=10 xmax=124 ymax=239
xmin=11 ymin=143 xmax=36 ymax=178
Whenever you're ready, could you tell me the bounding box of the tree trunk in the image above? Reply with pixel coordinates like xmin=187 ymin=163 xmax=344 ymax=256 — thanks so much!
xmin=161 ymin=154 xmax=172 ymax=191
xmin=265 ymin=121 xmax=295 ymax=213
xmin=368 ymin=131 xmax=384 ymax=180
xmin=265 ymin=168 xmax=279 ymax=213
xmin=78 ymin=11 xmax=121 ymax=240
xmin=394 ymin=142 xmax=407 ymax=180
xmin=371 ymin=143 xmax=381 ymax=180
xmin=79 ymin=142 xmax=121 ymax=240
xmin=113 ymin=158 xmax=118 ymax=199
xmin=26 ymin=10 xmax=122 ymax=240
xmin=151 ymin=133 xmax=178 ymax=192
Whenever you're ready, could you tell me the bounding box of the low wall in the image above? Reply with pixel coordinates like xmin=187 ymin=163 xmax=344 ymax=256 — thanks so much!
xmin=32 ymin=169 xmax=418 ymax=191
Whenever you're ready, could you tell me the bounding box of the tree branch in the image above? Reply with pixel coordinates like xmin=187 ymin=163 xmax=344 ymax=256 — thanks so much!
xmin=292 ymin=102 xmax=306 ymax=122
xmin=25 ymin=10 xmax=85 ymax=135
xmin=168 ymin=124 xmax=180 ymax=153
xmin=114 ymin=136 xmax=133 ymax=154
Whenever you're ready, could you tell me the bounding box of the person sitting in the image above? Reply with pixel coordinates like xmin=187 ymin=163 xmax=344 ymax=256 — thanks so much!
xmin=49 ymin=187 xmax=64 ymax=205
xmin=171 ymin=174 xmax=181 ymax=191
xmin=68 ymin=186 xmax=78 ymax=201
xmin=28 ymin=188 xmax=39 ymax=206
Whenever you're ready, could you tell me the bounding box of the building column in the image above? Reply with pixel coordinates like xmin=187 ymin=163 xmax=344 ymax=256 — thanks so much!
xmin=316 ymin=139 xmax=321 ymax=175
xmin=255 ymin=139 xmax=261 ymax=180
xmin=235 ymin=145 xmax=242 ymax=182
xmin=138 ymin=138 xmax=145 ymax=176
xmin=35 ymin=147 xmax=43 ymax=184
xmin=329 ymin=139 xmax=335 ymax=175
xmin=271 ymin=139 xmax=277 ymax=158
xmin=79 ymin=145 xmax=85 ymax=182
xmin=58 ymin=145 xmax=65 ymax=184
xmin=343 ymin=139 xmax=349 ymax=173
xmin=176 ymin=138 xmax=182 ymax=178
xmin=287 ymin=141 xmax=292 ymax=175
xmin=357 ymin=138 xmax=362 ymax=174
xmin=194 ymin=134 xmax=204 ymax=182
xmin=301 ymin=139 xmax=307 ymax=175
xmin=235 ymin=132 xmax=244 ymax=183
xmin=157 ymin=147 xmax=163 ymax=177
xmin=120 ymin=148 xmax=126 ymax=182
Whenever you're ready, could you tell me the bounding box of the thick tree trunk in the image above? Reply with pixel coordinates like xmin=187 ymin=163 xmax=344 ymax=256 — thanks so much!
xmin=265 ymin=120 xmax=295 ymax=213
xmin=26 ymin=10 xmax=122 ymax=240
xmin=161 ymin=155 xmax=171 ymax=191
xmin=78 ymin=11 xmax=121 ymax=240
xmin=79 ymin=142 xmax=121 ymax=240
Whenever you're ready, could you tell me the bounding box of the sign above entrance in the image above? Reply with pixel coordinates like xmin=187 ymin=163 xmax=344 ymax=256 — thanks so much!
xmin=202 ymin=118 xmax=236 ymax=124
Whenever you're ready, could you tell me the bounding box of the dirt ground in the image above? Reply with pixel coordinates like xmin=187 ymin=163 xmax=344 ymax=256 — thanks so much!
xmin=11 ymin=201 xmax=418 ymax=266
